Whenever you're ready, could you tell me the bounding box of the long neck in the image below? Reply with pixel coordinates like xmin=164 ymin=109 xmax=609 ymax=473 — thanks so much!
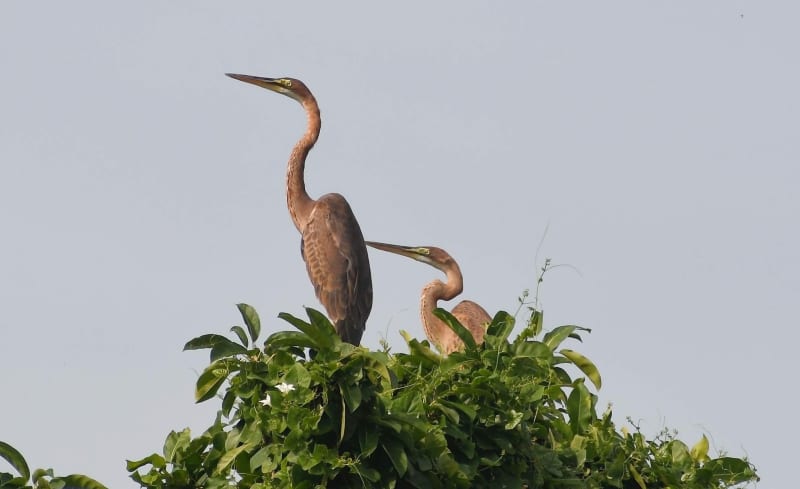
xmin=419 ymin=266 xmax=464 ymax=353
xmin=286 ymin=98 xmax=320 ymax=232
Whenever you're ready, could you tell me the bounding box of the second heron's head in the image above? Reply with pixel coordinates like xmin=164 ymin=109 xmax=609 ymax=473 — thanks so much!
xmin=225 ymin=73 xmax=313 ymax=104
xmin=366 ymin=241 xmax=458 ymax=274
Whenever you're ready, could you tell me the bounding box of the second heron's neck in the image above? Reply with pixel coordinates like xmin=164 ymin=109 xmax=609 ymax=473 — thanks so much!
xmin=420 ymin=276 xmax=463 ymax=353
xmin=286 ymin=100 xmax=321 ymax=232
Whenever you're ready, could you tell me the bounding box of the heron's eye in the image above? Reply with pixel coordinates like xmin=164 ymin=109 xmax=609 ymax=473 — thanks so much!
xmin=281 ymin=79 xmax=292 ymax=88
xmin=413 ymin=247 xmax=430 ymax=255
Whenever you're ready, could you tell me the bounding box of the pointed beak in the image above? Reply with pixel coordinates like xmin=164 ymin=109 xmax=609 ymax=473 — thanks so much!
xmin=366 ymin=241 xmax=429 ymax=261
xmin=225 ymin=73 xmax=283 ymax=92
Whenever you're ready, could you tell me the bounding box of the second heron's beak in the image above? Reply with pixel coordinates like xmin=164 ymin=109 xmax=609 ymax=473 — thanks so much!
xmin=366 ymin=241 xmax=430 ymax=262
xmin=226 ymin=73 xmax=288 ymax=94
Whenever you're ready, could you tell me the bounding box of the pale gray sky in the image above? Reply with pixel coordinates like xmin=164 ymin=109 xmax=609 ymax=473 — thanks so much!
xmin=1 ymin=2 xmax=794 ymax=487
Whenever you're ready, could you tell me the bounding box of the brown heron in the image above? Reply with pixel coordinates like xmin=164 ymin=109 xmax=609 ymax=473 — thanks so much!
xmin=366 ymin=241 xmax=490 ymax=354
xmin=227 ymin=73 xmax=372 ymax=345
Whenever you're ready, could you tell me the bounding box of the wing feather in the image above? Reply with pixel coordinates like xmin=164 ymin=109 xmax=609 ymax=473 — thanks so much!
xmin=301 ymin=193 xmax=372 ymax=344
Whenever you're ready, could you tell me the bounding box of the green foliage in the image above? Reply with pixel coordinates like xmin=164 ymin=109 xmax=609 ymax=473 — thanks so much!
xmin=128 ymin=304 xmax=758 ymax=489
xmin=0 ymin=441 xmax=107 ymax=489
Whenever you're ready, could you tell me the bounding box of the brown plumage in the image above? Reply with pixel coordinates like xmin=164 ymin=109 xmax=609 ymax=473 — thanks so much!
xmin=227 ymin=74 xmax=372 ymax=345
xmin=366 ymin=242 xmax=490 ymax=354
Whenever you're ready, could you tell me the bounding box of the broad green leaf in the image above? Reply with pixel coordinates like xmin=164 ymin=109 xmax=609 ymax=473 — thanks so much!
xmin=209 ymin=338 xmax=248 ymax=362
xmin=356 ymin=465 xmax=381 ymax=483
xmin=230 ymin=325 xmax=249 ymax=347
xmin=543 ymin=325 xmax=580 ymax=351
xmin=305 ymin=308 xmax=339 ymax=347
xmin=183 ymin=334 xmax=231 ymax=351
xmin=566 ymin=379 xmax=594 ymax=434
xmin=0 ymin=441 xmax=29 ymax=481
xmin=221 ymin=390 xmax=236 ymax=417
xmin=249 ymin=447 xmax=269 ymax=472
xmin=265 ymin=331 xmax=317 ymax=349
xmin=434 ymin=308 xmax=477 ymax=351
xmin=237 ymin=303 xmax=261 ymax=343
xmin=278 ymin=311 xmax=334 ymax=349
xmin=163 ymin=429 xmax=191 ymax=463
xmin=513 ymin=340 xmax=552 ymax=361
xmin=358 ymin=427 xmax=379 ymax=456
xmin=485 ymin=311 xmax=515 ymax=346
xmin=195 ymin=362 xmax=230 ymax=403
xmin=560 ymin=349 xmax=602 ymax=390
xmin=702 ymin=457 xmax=758 ymax=484
xmin=434 ymin=402 xmax=459 ymax=423
xmin=340 ymin=383 xmax=362 ymax=412
xmin=125 ymin=453 xmax=166 ymax=471
xmin=668 ymin=440 xmax=692 ymax=470
xmin=32 ymin=468 xmax=53 ymax=481
xmin=400 ymin=331 xmax=441 ymax=366
xmin=381 ymin=437 xmax=408 ymax=477
xmin=690 ymin=434 xmax=710 ymax=462
xmin=214 ymin=443 xmax=255 ymax=475
xmin=284 ymin=363 xmax=312 ymax=388
xmin=55 ymin=475 xmax=108 ymax=489
xmin=439 ymin=400 xmax=477 ymax=422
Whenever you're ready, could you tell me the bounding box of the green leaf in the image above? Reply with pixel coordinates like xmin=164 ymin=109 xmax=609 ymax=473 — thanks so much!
xmin=381 ymin=437 xmax=408 ymax=477
xmin=230 ymin=325 xmax=249 ymax=347
xmin=400 ymin=331 xmax=442 ymax=366
xmin=702 ymin=457 xmax=758 ymax=484
xmin=183 ymin=334 xmax=231 ymax=351
xmin=529 ymin=308 xmax=543 ymax=336
xmin=54 ymin=475 xmax=108 ymax=489
xmin=566 ymin=379 xmax=594 ymax=434
xmin=214 ymin=443 xmax=255 ymax=475
xmin=265 ymin=331 xmax=317 ymax=349
xmin=340 ymin=383 xmax=362 ymax=412
xmin=209 ymin=338 xmax=248 ymax=362
xmin=163 ymin=429 xmax=191 ymax=463
xmin=513 ymin=340 xmax=552 ymax=360
xmin=237 ymin=303 xmax=261 ymax=343
xmin=358 ymin=427 xmax=379 ymax=456
xmin=195 ymin=362 xmax=230 ymax=403
xmin=560 ymin=349 xmax=602 ymax=390
xmin=485 ymin=311 xmax=515 ymax=346
xmin=543 ymin=325 xmax=581 ymax=351
xmin=690 ymin=434 xmax=710 ymax=462
xmin=278 ymin=311 xmax=335 ymax=349
xmin=0 ymin=441 xmax=29 ymax=481
xmin=125 ymin=453 xmax=166 ymax=471
xmin=439 ymin=400 xmax=477 ymax=422
xmin=669 ymin=440 xmax=692 ymax=470
xmin=434 ymin=308 xmax=477 ymax=351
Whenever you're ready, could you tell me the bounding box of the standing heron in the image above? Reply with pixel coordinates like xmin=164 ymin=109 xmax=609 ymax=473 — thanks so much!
xmin=227 ymin=73 xmax=372 ymax=345
xmin=366 ymin=241 xmax=490 ymax=355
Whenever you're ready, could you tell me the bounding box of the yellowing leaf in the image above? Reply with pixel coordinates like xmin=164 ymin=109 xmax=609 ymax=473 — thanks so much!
xmin=691 ymin=434 xmax=710 ymax=462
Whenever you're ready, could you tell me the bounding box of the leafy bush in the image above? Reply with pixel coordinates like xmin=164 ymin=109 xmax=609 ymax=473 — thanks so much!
xmin=127 ymin=304 xmax=758 ymax=489
xmin=0 ymin=441 xmax=107 ymax=489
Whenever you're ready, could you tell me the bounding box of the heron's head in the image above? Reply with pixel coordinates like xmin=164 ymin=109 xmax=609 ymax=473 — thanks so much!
xmin=366 ymin=241 xmax=456 ymax=273
xmin=225 ymin=73 xmax=313 ymax=104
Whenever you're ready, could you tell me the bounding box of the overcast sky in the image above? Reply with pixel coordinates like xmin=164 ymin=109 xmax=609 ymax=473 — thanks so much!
xmin=1 ymin=1 xmax=795 ymax=487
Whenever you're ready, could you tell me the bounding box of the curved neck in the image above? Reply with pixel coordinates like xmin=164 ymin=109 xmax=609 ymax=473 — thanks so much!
xmin=286 ymin=98 xmax=320 ymax=232
xmin=419 ymin=266 xmax=463 ymax=353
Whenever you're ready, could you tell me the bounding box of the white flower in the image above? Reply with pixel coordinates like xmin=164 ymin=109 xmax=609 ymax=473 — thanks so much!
xmin=276 ymin=382 xmax=296 ymax=394
xmin=259 ymin=394 xmax=271 ymax=406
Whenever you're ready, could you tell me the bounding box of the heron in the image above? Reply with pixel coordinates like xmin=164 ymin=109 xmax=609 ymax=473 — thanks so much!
xmin=227 ymin=73 xmax=372 ymax=345
xmin=366 ymin=241 xmax=490 ymax=355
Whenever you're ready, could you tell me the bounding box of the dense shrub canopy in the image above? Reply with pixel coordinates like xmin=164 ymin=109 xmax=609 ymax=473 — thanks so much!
xmin=115 ymin=303 xmax=758 ymax=489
